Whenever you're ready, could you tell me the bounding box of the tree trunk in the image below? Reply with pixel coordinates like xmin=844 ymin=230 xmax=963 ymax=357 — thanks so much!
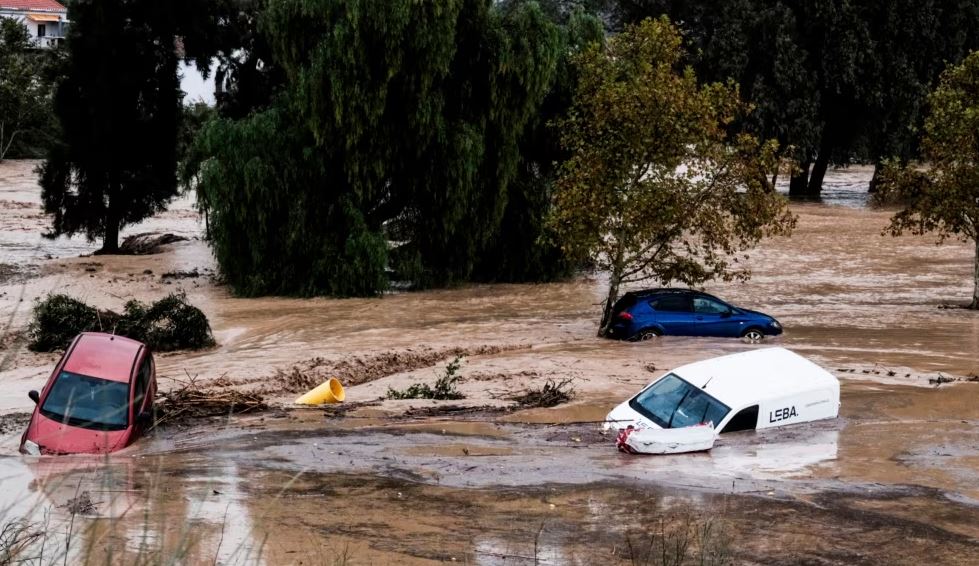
xmin=101 ymin=185 xmax=120 ymax=253
xmin=599 ymin=230 xmax=628 ymax=337
xmin=788 ymin=161 xmax=811 ymax=196
xmin=807 ymin=152 xmax=829 ymax=196
xmin=102 ymin=216 xmax=120 ymax=253
xmin=971 ymin=238 xmax=979 ymax=310
xmin=599 ymin=273 xmax=621 ymax=337
xmin=868 ymin=161 xmax=883 ymax=193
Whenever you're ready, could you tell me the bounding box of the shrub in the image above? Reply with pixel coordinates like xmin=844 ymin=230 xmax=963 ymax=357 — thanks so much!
xmin=387 ymin=357 xmax=465 ymax=401
xmin=27 ymin=293 xmax=215 ymax=352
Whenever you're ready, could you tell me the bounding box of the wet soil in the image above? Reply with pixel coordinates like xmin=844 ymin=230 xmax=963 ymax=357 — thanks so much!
xmin=1 ymin=159 xmax=978 ymax=564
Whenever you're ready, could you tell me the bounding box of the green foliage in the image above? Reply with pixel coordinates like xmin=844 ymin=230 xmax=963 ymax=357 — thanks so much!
xmin=188 ymin=0 xmax=565 ymax=295
xmin=186 ymin=100 xmax=389 ymax=296
xmin=876 ymin=52 xmax=979 ymax=308
xmin=387 ymin=356 xmax=465 ymax=401
xmin=0 ymin=19 xmax=57 ymax=160
xmin=120 ymin=294 xmax=217 ymax=351
xmin=552 ymin=17 xmax=795 ymax=333
xmin=27 ymin=295 xmax=106 ymax=352
xmin=28 ymin=293 xmax=215 ymax=352
xmin=609 ymin=0 xmax=979 ymax=195
xmin=474 ymin=1 xmax=605 ymax=282
xmin=39 ymin=0 xmax=184 ymax=252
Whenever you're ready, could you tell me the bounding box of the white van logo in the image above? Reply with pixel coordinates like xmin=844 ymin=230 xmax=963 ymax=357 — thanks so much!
xmin=769 ymin=406 xmax=798 ymax=423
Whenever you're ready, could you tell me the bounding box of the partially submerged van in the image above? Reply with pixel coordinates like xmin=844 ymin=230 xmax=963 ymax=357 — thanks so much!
xmin=605 ymin=348 xmax=840 ymax=437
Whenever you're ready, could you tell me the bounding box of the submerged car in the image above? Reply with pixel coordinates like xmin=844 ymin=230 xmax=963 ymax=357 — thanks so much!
xmin=605 ymin=348 xmax=840 ymax=437
xmin=607 ymin=288 xmax=782 ymax=341
xmin=20 ymin=332 xmax=157 ymax=455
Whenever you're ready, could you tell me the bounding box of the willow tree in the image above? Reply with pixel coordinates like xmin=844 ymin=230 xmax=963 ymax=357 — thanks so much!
xmin=188 ymin=0 xmax=561 ymax=295
xmin=877 ymin=52 xmax=979 ymax=309
xmin=551 ymin=17 xmax=795 ymax=334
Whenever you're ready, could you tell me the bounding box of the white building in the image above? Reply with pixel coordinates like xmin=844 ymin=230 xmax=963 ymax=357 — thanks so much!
xmin=0 ymin=0 xmax=67 ymax=49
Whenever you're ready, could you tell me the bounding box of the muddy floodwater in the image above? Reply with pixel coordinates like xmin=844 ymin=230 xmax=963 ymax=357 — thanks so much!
xmin=1 ymin=160 xmax=977 ymax=564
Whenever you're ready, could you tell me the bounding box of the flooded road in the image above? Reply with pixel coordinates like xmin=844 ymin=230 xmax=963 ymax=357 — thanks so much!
xmin=1 ymin=159 xmax=978 ymax=564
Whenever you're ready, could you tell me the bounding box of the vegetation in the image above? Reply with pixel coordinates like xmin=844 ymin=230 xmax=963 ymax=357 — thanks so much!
xmin=510 ymin=378 xmax=575 ymax=408
xmin=387 ymin=356 xmax=465 ymax=401
xmin=27 ymin=293 xmax=215 ymax=352
xmin=876 ymin=52 xmax=979 ymax=309
xmin=0 ymin=19 xmax=58 ymax=161
xmin=608 ymin=0 xmax=979 ymax=196
xmin=185 ymin=0 xmax=568 ymax=295
xmin=551 ymin=17 xmax=795 ymax=334
xmin=39 ymin=0 xmax=183 ymax=252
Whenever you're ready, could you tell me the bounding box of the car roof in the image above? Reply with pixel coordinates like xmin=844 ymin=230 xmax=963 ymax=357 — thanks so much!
xmin=668 ymin=348 xmax=839 ymax=410
xmin=623 ymin=288 xmax=718 ymax=300
xmin=62 ymin=332 xmax=145 ymax=383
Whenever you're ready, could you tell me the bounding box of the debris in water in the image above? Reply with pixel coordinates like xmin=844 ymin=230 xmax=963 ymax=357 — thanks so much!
xmin=61 ymin=491 xmax=98 ymax=515
xmin=157 ymin=377 xmax=267 ymax=424
xmin=616 ymin=424 xmax=716 ymax=455
xmin=114 ymin=232 xmax=187 ymax=255
xmin=929 ymin=374 xmax=956 ymax=385
xmin=509 ymin=378 xmax=576 ymax=408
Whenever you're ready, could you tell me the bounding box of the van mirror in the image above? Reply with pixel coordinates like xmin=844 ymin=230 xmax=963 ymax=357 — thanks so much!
xmin=720 ymin=309 xmax=733 ymax=318
xmin=28 ymin=390 xmax=40 ymax=404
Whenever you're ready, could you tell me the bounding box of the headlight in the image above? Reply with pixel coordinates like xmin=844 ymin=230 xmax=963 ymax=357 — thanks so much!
xmin=22 ymin=440 xmax=41 ymax=456
xmin=771 ymin=320 xmax=781 ymax=329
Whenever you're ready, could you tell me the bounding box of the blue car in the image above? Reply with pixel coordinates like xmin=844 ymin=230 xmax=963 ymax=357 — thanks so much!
xmin=606 ymin=289 xmax=782 ymax=341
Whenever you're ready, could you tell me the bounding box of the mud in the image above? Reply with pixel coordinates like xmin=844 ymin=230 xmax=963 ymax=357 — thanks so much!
xmin=1 ymin=159 xmax=978 ymax=564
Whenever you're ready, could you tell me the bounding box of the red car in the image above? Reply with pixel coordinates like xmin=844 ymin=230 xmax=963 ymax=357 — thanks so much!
xmin=20 ymin=332 xmax=157 ymax=455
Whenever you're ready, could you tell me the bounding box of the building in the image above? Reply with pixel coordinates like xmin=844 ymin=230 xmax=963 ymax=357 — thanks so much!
xmin=0 ymin=0 xmax=67 ymax=49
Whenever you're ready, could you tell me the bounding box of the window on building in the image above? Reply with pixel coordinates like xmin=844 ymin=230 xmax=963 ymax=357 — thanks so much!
xmin=37 ymin=24 xmax=46 ymax=37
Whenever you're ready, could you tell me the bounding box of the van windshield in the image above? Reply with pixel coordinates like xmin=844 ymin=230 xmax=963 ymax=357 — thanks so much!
xmin=629 ymin=373 xmax=730 ymax=428
xmin=40 ymin=371 xmax=130 ymax=431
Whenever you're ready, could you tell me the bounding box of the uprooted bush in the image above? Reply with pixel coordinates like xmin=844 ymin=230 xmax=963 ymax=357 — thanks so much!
xmin=387 ymin=356 xmax=465 ymax=400
xmin=27 ymin=293 xmax=215 ymax=353
xmin=510 ymin=378 xmax=576 ymax=408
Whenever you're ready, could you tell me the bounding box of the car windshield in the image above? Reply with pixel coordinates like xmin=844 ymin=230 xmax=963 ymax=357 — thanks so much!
xmin=40 ymin=371 xmax=130 ymax=431
xmin=629 ymin=373 xmax=730 ymax=428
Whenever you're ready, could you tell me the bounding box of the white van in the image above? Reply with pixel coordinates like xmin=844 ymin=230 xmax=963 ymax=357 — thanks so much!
xmin=605 ymin=348 xmax=840 ymax=435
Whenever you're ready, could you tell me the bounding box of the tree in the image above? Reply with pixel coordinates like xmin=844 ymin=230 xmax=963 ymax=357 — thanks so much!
xmin=876 ymin=52 xmax=979 ymax=309
xmin=473 ymin=0 xmax=604 ymax=282
xmin=186 ymin=0 xmax=563 ymax=295
xmin=550 ymin=17 xmax=795 ymax=334
xmin=0 ymin=19 xmax=55 ymax=161
xmin=608 ymin=0 xmax=979 ymax=197
xmin=39 ymin=0 xmax=183 ymax=253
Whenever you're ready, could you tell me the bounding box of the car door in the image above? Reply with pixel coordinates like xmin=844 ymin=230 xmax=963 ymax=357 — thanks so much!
xmin=132 ymin=355 xmax=153 ymax=429
xmin=647 ymin=295 xmax=695 ymax=335
xmin=692 ymin=297 xmax=741 ymax=337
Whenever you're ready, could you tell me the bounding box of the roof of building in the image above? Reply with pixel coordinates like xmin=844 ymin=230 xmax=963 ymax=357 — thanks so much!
xmin=0 ymin=0 xmax=66 ymax=13
xmin=671 ymin=347 xmax=839 ymax=410
xmin=63 ymin=332 xmax=144 ymax=383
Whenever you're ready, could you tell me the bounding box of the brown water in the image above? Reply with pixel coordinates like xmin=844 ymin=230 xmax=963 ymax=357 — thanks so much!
xmin=1 ymin=159 xmax=978 ymax=564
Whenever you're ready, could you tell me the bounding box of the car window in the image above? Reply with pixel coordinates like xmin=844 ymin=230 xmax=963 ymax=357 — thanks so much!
xmin=649 ymin=296 xmax=691 ymax=312
xmin=133 ymin=357 xmax=151 ymax=412
xmin=629 ymin=373 xmax=730 ymax=429
xmin=41 ymin=371 xmax=130 ymax=430
xmin=693 ymin=297 xmax=729 ymax=314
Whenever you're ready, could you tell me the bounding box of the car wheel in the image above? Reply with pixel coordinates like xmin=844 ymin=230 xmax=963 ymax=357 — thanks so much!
xmin=635 ymin=329 xmax=661 ymax=341
xmin=741 ymin=328 xmax=765 ymax=343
